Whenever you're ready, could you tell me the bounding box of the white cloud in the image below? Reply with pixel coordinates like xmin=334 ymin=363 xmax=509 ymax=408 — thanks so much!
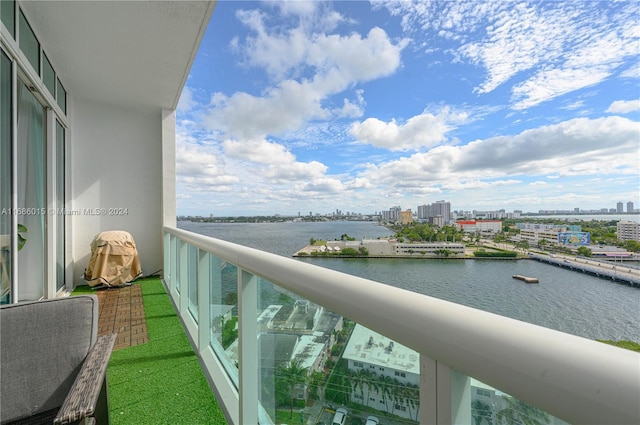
xmin=177 ymin=86 xmax=196 ymax=113
xmin=205 ymin=26 xmax=407 ymax=140
xmin=375 ymin=1 xmax=639 ymax=110
xmin=298 ymin=177 xmax=345 ymax=193
xmin=620 ymin=63 xmax=640 ymax=79
xmin=223 ymin=138 xmax=296 ymax=165
xmin=349 ymin=108 xmax=467 ymax=151
xmin=441 ymin=179 xmax=522 ymax=191
xmin=176 ymin=142 xmax=240 ymax=192
xmin=359 ymin=116 xmax=640 ymax=188
xmin=264 ymin=161 xmax=328 ymax=183
xmin=607 ymin=99 xmax=640 ymax=114
xmin=511 ymin=67 xmax=611 ymax=110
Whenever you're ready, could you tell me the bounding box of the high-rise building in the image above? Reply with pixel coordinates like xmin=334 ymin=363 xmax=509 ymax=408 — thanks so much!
xmin=399 ymin=209 xmax=413 ymax=224
xmin=627 ymin=201 xmax=634 ymax=213
xmin=417 ymin=200 xmax=451 ymax=223
xmin=417 ymin=204 xmax=428 ymax=220
xmin=382 ymin=206 xmax=402 ymax=222
xmin=617 ymin=220 xmax=639 ymax=242
xmin=617 ymin=201 xmax=624 ymax=213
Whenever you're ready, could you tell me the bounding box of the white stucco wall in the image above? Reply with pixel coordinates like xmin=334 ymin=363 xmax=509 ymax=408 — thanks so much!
xmin=70 ymin=99 xmax=163 ymax=286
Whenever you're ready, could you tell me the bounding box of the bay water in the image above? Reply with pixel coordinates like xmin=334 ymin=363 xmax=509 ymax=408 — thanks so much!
xmin=178 ymin=220 xmax=639 ymax=342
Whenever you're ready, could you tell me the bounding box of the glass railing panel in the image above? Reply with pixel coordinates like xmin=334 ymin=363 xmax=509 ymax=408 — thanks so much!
xmin=208 ymin=253 xmax=239 ymax=385
xmin=256 ymin=277 xmax=421 ymax=425
xmin=187 ymin=243 xmax=198 ymax=322
xmin=171 ymin=235 xmax=179 ymax=294
xmin=330 ymin=322 xmax=421 ymax=424
xmin=458 ymin=374 xmax=570 ymax=425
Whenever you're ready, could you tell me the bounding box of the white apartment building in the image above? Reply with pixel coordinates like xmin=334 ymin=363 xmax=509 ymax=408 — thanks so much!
xmin=417 ymin=200 xmax=451 ymax=223
xmin=519 ymin=228 xmax=564 ymax=245
xmin=381 ymin=206 xmax=402 ymax=222
xmin=394 ymin=242 xmax=465 ymax=256
xmin=343 ymin=324 xmax=420 ymax=421
xmin=617 ymin=220 xmax=639 ymax=242
xmin=457 ymin=220 xmax=503 ymax=234
xmin=324 ymin=239 xmax=465 ymax=256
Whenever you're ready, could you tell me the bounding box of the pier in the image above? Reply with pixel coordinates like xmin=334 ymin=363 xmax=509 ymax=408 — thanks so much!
xmin=529 ymin=253 xmax=640 ymax=287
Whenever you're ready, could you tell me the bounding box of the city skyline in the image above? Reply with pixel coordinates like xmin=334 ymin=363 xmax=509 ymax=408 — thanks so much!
xmin=176 ymin=1 xmax=639 ymax=217
xmin=180 ymin=199 xmax=639 ymax=219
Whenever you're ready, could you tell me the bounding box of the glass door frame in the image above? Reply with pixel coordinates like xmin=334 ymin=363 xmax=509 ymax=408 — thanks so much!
xmin=1 ymin=40 xmax=69 ymax=302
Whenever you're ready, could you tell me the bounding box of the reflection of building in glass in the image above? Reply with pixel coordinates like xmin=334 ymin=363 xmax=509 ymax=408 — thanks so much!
xmin=343 ymin=325 xmax=420 ymax=421
xmin=225 ymin=299 xmax=343 ymax=419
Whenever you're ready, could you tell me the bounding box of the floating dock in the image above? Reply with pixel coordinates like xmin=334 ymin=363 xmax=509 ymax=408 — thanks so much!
xmin=513 ymin=275 xmax=539 ymax=283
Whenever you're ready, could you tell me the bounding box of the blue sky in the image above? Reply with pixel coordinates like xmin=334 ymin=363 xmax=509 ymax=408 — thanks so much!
xmin=176 ymin=0 xmax=639 ymax=217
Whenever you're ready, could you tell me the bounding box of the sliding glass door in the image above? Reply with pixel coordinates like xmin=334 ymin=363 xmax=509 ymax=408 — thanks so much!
xmin=2 ymin=4 xmax=68 ymax=302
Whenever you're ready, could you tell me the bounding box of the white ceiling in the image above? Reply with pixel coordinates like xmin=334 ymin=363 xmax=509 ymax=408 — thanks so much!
xmin=19 ymin=1 xmax=215 ymax=112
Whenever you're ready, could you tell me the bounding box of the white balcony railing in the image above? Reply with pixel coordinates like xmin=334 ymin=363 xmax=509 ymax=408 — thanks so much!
xmin=163 ymin=226 xmax=639 ymax=425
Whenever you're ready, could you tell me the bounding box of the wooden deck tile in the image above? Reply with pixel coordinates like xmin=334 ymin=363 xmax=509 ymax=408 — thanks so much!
xmin=95 ymin=284 xmax=149 ymax=350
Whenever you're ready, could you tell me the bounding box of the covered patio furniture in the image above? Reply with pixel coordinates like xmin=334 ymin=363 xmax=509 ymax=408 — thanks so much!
xmin=0 ymin=295 xmax=116 ymax=424
xmin=84 ymin=230 xmax=142 ymax=287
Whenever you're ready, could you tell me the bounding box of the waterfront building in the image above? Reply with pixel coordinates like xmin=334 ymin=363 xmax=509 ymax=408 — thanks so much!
xmin=394 ymin=242 xmax=465 ymax=256
xmin=519 ymin=228 xmax=564 ymax=245
xmin=381 ymin=206 xmax=402 ymax=222
xmin=617 ymin=201 xmax=624 ymax=213
xmin=322 ymin=239 xmax=466 ymax=257
xmin=617 ymin=220 xmax=640 ymax=242
xmin=627 ymin=201 xmax=635 ymax=213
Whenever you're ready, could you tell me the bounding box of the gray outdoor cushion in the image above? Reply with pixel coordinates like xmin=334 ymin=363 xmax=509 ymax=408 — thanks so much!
xmin=0 ymin=295 xmax=98 ymax=422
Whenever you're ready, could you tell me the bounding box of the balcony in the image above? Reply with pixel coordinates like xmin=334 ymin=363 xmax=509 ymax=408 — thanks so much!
xmin=160 ymin=225 xmax=639 ymax=425
xmin=2 ymin=3 xmax=639 ymax=423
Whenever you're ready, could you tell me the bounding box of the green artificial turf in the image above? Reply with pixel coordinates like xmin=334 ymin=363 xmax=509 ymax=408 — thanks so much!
xmin=74 ymin=279 xmax=228 ymax=424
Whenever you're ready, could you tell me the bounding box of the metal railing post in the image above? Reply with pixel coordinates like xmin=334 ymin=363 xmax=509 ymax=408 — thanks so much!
xmin=238 ymin=269 xmax=258 ymax=424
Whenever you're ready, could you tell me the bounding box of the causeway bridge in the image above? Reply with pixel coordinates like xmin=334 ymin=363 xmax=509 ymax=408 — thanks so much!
xmin=529 ymin=253 xmax=640 ymax=287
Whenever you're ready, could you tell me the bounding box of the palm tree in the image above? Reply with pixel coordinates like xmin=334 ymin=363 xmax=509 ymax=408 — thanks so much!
xmin=276 ymin=359 xmax=309 ymax=419
xmin=496 ymin=396 xmax=549 ymax=425
xmin=350 ymin=368 xmax=366 ymax=406
xmin=538 ymin=238 xmax=548 ymax=250
xmin=362 ymin=369 xmax=378 ymax=407
xmin=405 ymin=383 xmax=420 ymax=421
xmin=515 ymin=240 xmax=530 ymax=254
xmin=377 ymin=375 xmax=396 ymax=414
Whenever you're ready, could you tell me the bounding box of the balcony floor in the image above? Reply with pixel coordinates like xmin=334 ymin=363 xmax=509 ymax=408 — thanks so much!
xmin=73 ymin=278 xmax=228 ymax=424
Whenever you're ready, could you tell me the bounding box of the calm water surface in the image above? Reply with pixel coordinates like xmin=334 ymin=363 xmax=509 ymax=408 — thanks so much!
xmin=178 ymin=220 xmax=639 ymax=341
